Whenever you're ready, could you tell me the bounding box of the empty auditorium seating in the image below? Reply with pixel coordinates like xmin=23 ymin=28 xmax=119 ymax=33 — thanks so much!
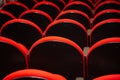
xmin=44 ymin=19 xmax=88 ymax=49
xmin=0 ymin=36 xmax=28 ymax=80
xmin=63 ymin=1 xmax=93 ymax=18
xmin=92 ymin=9 xmax=120 ymax=26
xmin=1 ymin=0 xmax=120 ymax=80
xmin=32 ymin=1 xmax=61 ymax=19
xmin=3 ymin=69 xmax=66 ymax=80
xmin=1 ymin=2 xmax=29 ymax=18
xmin=0 ymin=10 xmax=16 ymax=29
xmin=19 ymin=10 xmax=53 ymax=31
xmin=94 ymin=1 xmax=120 ymax=14
xmin=28 ymin=36 xmax=84 ymax=80
xmin=56 ymin=10 xmax=91 ymax=29
xmin=0 ymin=19 xmax=43 ymax=49
xmin=87 ymin=38 xmax=120 ymax=80
xmin=90 ymin=19 xmax=120 ymax=45
xmin=93 ymin=74 xmax=120 ymax=80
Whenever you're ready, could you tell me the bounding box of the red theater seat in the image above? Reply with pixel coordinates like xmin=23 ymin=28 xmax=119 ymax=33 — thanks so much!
xmin=44 ymin=19 xmax=88 ymax=49
xmin=90 ymin=19 xmax=120 ymax=45
xmin=1 ymin=2 xmax=29 ymax=17
xmin=87 ymin=38 xmax=120 ymax=80
xmin=94 ymin=1 xmax=120 ymax=14
xmin=28 ymin=36 xmax=84 ymax=80
xmin=96 ymin=0 xmax=120 ymax=6
xmin=37 ymin=0 xmax=65 ymax=10
xmin=63 ymin=1 xmax=93 ymax=18
xmin=16 ymin=0 xmax=36 ymax=9
xmin=32 ymin=1 xmax=61 ymax=19
xmin=93 ymin=74 xmax=120 ymax=80
xmin=92 ymin=9 xmax=120 ymax=26
xmin=71 ymin=0 xmax=94 ymax=9
xmin=3 ymin=69 xmax=66 ymax=80
xmin=19 ymin=10 xmax=53 ymax=31
xmin=56 ymin=10 xmax=91 ymax=29
xmin=0 ymin=36 xmax=28 ymax=80
xmin=0 ymin=10 xmax=16 ymax=29
xmin=0 ymin=19 xmax=43 ymax=49
xmin=48 ymin=0 xmax=65 ymax=9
